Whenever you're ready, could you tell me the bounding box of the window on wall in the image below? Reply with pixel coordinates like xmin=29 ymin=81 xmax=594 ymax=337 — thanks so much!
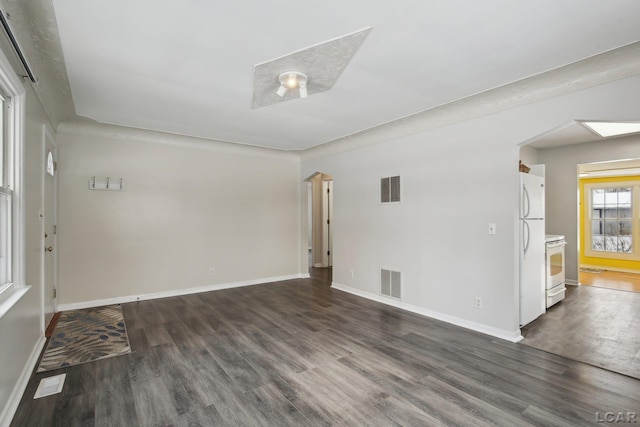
xmin=0 ymin=92 xmax=11 ymax=294
xmin=46 ymin=150 xmax=54 ymax=177
xmin=584 ymin=181 xmax=640 ymax=260
xmin=0 ymin=47 xmax=25 ymax=304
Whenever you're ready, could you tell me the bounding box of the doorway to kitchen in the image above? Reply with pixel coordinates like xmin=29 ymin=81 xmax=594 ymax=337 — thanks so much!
xmin=520 ymin=146 xmax=640 ymax=380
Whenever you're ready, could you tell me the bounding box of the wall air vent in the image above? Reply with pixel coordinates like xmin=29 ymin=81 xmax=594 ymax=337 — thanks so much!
xmin=380 ymin=268 xmax=401 ymax=299
xmin=380 ymin=176 xmax=400 ymax=203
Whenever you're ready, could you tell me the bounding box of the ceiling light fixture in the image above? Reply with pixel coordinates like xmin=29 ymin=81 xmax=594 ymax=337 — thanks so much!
xmin=276 ymin=71 xmax=308 ymax=99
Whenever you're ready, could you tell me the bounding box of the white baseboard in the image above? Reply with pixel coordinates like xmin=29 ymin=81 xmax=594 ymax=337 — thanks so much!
xmin=0 ymin=335 xmax=46 ymax=427
xmin=566 ymin=279 xmax=579 ymax=286
xmin=331 ymin=282 xmax=523 ymax=343
xmin=300 ymin=273 xmax=311 ymax=279
xmin=57 ymin=273 xmax=306 ymax=311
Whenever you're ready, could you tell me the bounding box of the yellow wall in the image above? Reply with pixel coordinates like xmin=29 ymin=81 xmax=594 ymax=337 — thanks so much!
xmin=580 ymin=175 xmax=640 ymax=272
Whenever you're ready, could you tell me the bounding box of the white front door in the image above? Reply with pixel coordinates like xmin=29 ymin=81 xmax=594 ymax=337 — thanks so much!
xmin=43 ymin=128 xmax=57 ymax=328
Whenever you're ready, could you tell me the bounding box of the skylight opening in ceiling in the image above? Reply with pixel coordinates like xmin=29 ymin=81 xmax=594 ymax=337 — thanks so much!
xmin=581 ymin=121 xmax=640 ymax=138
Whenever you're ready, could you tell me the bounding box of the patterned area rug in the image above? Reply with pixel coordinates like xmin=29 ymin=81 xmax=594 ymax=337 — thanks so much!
xmin=37 ymin=304 xmax=131 ymax=372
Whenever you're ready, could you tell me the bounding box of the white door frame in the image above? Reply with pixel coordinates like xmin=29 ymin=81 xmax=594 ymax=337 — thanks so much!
xmin=304 ymin=172 xmax=334 ymax=269
xmin=41 ymin=124 xmax=57 ymax=330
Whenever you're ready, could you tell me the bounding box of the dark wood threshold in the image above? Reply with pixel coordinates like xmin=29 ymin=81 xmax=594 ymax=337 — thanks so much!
xmin=45 ymin=312 xmax=61 ymax=338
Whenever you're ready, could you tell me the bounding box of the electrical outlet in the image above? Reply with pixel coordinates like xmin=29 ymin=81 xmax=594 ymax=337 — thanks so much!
xmin=488 ymin=223 xmax=496 ymax=235
xmin=349 ymin=269 xmax=354 ymax=279
xmin=474 ymin=297 xmax=483 ymax=309
xmin=209 ymin=267 xmax=216 ymax=277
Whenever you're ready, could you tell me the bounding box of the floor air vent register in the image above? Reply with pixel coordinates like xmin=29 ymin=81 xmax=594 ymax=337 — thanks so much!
xmin=33 ymin=374 xmax=66 ymax=399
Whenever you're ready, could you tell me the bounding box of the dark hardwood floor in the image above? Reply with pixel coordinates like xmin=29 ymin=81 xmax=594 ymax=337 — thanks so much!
xmin=11 ymin=276 xmax=640 ymax=426
xmin=521 ymin=284 xmax=640 ymax=379
xmin=309 ymin=266 xmax=332 ymax=283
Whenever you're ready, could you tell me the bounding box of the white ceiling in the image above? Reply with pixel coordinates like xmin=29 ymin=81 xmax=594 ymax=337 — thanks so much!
xmin=49 ymin=0 xmax=640 ymax=151
xmin=525 ymin=121 xmax=611 ymax=149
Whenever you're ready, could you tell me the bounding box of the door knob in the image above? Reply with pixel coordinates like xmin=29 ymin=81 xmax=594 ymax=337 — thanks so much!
xmin=46 ymin=246 xmax=53 ymax=252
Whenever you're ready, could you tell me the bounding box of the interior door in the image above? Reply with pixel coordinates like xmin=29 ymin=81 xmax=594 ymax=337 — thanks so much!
xmin=322 ymin=180 xmax=333 ymax=267
xmin=43 ymin=129 xmax=57 ymax=328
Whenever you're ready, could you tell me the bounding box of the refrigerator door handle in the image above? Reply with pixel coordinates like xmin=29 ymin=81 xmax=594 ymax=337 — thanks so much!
xmin=523 ymin=220 xmax=530 ymax=259
xmin=522 ymin=184 xmax=530 ymax=218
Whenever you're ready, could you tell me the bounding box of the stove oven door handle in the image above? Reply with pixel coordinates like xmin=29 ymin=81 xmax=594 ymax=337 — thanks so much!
xmin=547 ymin=241 xmax=566 ymax=249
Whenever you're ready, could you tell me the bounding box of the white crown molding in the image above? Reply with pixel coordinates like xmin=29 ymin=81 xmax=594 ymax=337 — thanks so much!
xmin=302 ymin=41 xmax=640 ymax=161
xmin=57 ymin=119 xmax=301 ymax=161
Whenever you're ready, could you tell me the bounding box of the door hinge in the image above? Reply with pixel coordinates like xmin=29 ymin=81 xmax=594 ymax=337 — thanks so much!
xmin=327 ymin=251 xmax=330 ymax=256
xmin=53 ymin=225 xmax=57 ymax=235
xmin=327 ymin=219 xmax=330 ymax=225
xmin=53 ymin=288 xmax=57 ymax=298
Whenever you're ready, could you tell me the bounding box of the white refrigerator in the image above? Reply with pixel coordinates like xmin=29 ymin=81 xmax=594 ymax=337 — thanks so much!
xmin=519 ymin=172 xmax=546 ymax=326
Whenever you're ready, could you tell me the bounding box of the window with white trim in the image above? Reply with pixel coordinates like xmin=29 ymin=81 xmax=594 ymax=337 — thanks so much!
xmin=0 ymin=49 xmax=24 ymax=305
xmin=584 ymin=181 xmax=640 ymax=260
xmin=0 ymin=91 xmax=11 ymax=294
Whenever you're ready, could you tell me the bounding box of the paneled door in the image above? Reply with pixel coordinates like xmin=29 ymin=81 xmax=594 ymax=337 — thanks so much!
xmin=43 ymin=128 xmax=57 ymax=328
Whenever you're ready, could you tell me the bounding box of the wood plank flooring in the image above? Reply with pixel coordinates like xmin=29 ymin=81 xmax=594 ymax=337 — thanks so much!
xmin=11 ymin=277 xmax=640 ymax=426
xmin=521 ymin=284 xmax=640 ymax=379
xmin=580 ymin=269 xmax=640 ymax=293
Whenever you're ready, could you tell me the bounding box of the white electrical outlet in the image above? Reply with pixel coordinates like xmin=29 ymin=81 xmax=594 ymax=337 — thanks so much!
xmin=209 ymin=267 xmax=216 ymax=277
xmin=488 ymin=223 xmax=496 ymax=235
xmin=349 ymin=269 xmax=354 ymax=279
xmin=475 ymin=297 xmax=483 ymax=309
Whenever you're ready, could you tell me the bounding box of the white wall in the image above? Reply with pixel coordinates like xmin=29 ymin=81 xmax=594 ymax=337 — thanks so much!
xmin=301 ymin=74 xmax=640 ymax=340
xmin=519 ymin=145 xmax=539 ymax=166
xmin=538 ymin=134 xmax=640 ymax=282
xmin=55 ymin=124 xmax=301 ymax=306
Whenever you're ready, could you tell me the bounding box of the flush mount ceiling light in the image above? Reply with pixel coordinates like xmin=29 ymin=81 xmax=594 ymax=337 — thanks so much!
xmin=252 ymin=27 xmax=372 ymax=109
xmin=581 ymin=121 xmax=640 ymax=138
xmin=276 ymin=71 xmax=308 ymax=98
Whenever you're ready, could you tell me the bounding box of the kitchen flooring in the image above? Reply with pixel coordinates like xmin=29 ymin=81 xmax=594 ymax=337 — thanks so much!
xmin=579 ymin=269 xmax=640 ymax=293
xmin=521 ymin=285 xmax=640 ymax=379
